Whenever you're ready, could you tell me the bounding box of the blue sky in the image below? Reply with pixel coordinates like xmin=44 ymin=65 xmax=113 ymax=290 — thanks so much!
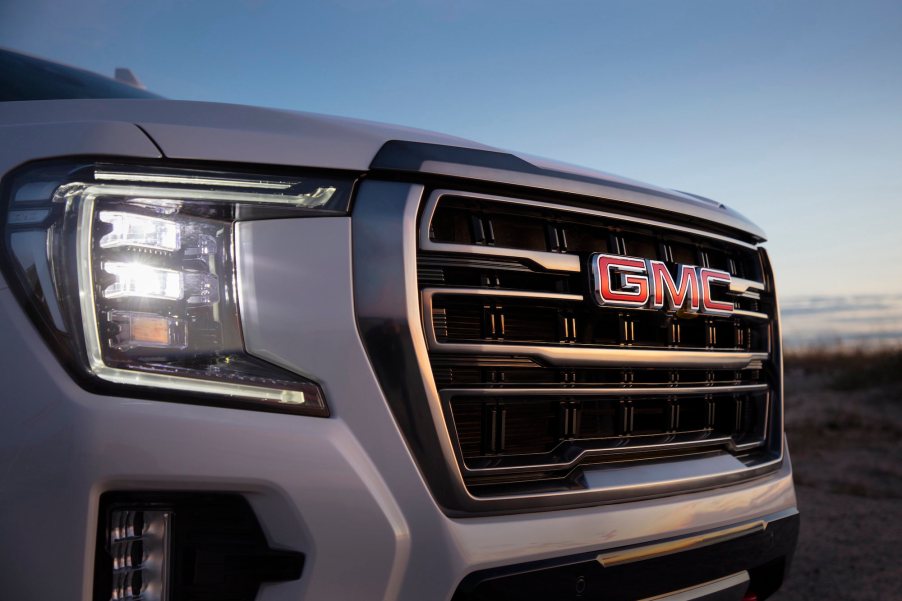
xmin=2 ymin=0 xmax=901 ymax=298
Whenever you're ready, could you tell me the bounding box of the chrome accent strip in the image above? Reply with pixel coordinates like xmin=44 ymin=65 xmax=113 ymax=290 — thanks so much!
xmin=427 ymin=342 xmax=769 ymax=369
xmin=461 ymin=438 xmax=741 ymax=477
xmin=423 ymin=240 xmax=581 ymax=272
xmin=762 ymin=247 xmax=786 ymax=481
xmin=424 ymin=286 xmax=584 ymax=302
xmin=731 ymin=308 xmax=770 ymax=320
xmin=470 ymin=450 xmax=782 ymax=492
xmin=604 ymin=508 xmax=798 ymax=575
xmin=440 ymin=384 xmax=768 ymax=400
xmin=729 ymin=277 xmax=766 ymax=295
xmin=637 ymin=572 xmax=749 ymax=601
xmin=419 ymin=191 xmax=759 ymax=272
xmin=598 ymin=521 xmax=765 ymax=567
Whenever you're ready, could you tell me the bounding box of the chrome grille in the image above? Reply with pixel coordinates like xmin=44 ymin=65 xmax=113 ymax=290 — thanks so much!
xmin=417 ymin=189 xmax=778 ymax=494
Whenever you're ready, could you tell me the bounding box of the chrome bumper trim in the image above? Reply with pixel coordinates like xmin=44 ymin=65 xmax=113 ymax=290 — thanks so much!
xmin=598 ymin=508 xmax=799 ymax=568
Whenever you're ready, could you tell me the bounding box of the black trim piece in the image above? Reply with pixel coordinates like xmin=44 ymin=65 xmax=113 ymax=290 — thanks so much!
xmin=452 ymin=512 xmax=799 ymax=601
xmin=371 ymin=141 xmax=539 ymax=175
xmin=372 ymin=141 xmax=706 ymax=207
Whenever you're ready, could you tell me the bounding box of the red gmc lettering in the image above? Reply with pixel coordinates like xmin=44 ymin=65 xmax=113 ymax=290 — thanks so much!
xmin=698 ymin=268 xmax=734 ymax=315
xmin=592 ymin=255 xmax=649 ymax=307
xmin=647 ymin=260 xmax=700 ymax=312
xmin=590 ymin=254 xmax=733 ymax=316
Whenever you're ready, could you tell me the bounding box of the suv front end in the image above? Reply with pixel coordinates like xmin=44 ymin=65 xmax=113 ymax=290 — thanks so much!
xmin=0 ymin=49 xmax=797 ymax=601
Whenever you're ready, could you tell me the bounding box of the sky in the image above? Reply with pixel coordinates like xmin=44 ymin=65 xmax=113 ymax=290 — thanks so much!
xmin=2 ymin=0 xmax=901 ymax=299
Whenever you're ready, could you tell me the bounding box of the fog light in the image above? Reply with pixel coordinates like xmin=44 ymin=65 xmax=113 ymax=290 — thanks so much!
xmin=97 ymin=494 xmax=305 ymax=601
xmin=108 ymin=509 xmax=171 ymax=601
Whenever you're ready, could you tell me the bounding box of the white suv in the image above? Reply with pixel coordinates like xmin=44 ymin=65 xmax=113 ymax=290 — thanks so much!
xmin=0 ymin=48 xmax=798 ymax=601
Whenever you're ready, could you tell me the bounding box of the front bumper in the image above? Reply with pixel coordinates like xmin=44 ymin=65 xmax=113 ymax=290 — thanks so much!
xmin=0 ymin=210 xmax=798 ymax=599
xmin=454 ymin=510 xmax=798 ymax=600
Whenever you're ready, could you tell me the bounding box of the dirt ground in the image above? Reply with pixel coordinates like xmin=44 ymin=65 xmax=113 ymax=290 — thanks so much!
xmin=770 ymin=354 xmax=902 ymax=600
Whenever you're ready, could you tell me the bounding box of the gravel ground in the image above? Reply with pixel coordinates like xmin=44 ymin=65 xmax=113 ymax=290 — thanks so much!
xmin=771 ymin=361 xmax=902 ymax=600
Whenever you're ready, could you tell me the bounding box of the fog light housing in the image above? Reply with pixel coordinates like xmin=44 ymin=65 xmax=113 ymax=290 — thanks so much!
xmin=96 ymin=493 xmax=305 ymax=601
xmin=108 ymin=509 xmax=171 ymax=601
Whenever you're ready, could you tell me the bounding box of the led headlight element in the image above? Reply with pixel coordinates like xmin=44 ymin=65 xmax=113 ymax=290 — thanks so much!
xmin=1 ymin=162 xmax=350 ymax=415
xmin=102 ymin=262 xmax=184 ymax=301
xmin=99 ymin=211 xmax=181 ymax=252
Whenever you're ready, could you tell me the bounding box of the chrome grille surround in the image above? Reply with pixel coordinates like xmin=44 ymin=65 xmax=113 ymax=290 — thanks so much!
xmin=352 ymin=181 xmax=784 ymax=514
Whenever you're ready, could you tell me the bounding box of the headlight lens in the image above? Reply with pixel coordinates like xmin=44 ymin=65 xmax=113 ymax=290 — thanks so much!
xmin=1 ymin=161 xmax=354 ymax=415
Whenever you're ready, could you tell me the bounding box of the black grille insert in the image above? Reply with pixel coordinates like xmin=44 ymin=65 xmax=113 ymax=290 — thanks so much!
xmin=449 ymin=390 xmax=768 ymax=470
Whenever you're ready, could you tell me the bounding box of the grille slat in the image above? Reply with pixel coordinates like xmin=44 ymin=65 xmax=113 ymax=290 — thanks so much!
xmin=418 ymin=189 xmax=777 ymax=492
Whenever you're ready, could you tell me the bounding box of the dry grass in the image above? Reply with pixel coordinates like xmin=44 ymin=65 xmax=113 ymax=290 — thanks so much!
xmin=784 ymin=347 xmax=902 ymax=391
xmin=771 ymin=346 xmax=902 ymax=600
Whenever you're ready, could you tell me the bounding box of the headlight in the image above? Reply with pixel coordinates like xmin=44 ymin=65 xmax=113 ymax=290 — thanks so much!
xmin=1 ymin=161 xmax=354 ymax=415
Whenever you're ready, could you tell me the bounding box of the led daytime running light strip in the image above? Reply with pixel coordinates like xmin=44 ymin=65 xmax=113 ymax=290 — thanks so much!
xmin=66 ymin=182 xmax=327 ymax=206
xmin=95 ymin=171 xmax=295 ymax=190
xmin=84 ymin=179 xmax=337 ymax=210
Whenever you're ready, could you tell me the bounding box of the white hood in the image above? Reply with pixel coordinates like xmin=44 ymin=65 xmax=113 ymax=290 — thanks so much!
xmin=0 ymin=98 xmax=765 ymax=239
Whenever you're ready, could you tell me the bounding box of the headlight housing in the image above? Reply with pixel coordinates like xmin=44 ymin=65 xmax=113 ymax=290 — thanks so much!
xmin=1 ymin=161 xmax=355 ymax=415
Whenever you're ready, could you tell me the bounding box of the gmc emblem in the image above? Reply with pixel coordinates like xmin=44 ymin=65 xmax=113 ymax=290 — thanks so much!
xmin=590 ymin=253 xmax=734 ymax=316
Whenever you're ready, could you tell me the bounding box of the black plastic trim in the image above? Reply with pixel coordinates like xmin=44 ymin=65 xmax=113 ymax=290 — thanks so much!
xmin=372 ymin=141 xmax=707 ymax=207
